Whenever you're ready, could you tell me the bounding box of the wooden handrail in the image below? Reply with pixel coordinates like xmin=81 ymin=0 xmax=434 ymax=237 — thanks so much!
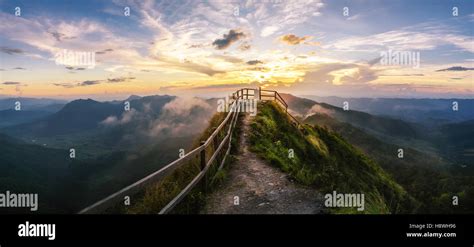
xmin=78 ymin=87 xmax=300 ymax=214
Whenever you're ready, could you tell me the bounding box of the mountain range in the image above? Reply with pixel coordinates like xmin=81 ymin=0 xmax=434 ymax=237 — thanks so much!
xmin=0 ymin=92 xmax=472 ymax=213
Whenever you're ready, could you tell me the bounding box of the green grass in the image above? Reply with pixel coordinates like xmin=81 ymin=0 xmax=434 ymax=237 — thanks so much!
xmin=248 ymin=101 xmax=419 ymax=214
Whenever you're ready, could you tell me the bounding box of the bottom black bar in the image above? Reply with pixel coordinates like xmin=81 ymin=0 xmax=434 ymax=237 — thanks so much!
xmin=0 ymin=215 xmax=472 ymax=244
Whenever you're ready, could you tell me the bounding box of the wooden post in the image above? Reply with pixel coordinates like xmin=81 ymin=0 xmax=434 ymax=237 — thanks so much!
xmin=200 ymin=141 xmax=207 ymax=192
xmin=274 ymin=91 xmax=276 ymax=101
xmin=212 ymin=127 xmax=219 ymax=164
xmin=259 ymin=87 xmax=261 ymax=100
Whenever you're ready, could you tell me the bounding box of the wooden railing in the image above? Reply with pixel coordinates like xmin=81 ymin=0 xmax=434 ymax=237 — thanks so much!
xmin=78 ymin=87 xmax=300 ymax=214
xmin=232 ymin=87 xmax=302 ymax=128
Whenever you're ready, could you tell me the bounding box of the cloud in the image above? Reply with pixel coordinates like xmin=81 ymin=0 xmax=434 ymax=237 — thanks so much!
xmin=2 ymin=81 xmax=22 ymax=85
xmin=0 ymin=47 xmax=24 ymax=55
xmin=53 ymin=80 xmax=102 ymax=88
xmin=53 ymin=83 xmax=76 ymax=88
xmin=279 ymin=34 xmax=310 ymax=45
xmin=151 ymin=54 xmax=225 ymax=76
xmin=300 ymin=63 xmax=379 ymax=85
xmin=211 ymin=54 xmax=243 ymax=63
xmin=239 ymin=42 xmax=251 ymax=51
xmin=95 ymin=48 xmax=114 ymax=54
xmin=80 ymin=80 xmax=101 ymax=86
xmin=212 ymin=29 xmax=246 ymax=50
xmin=48 ymin=31 xmax=76 ymax=42
xmin=306 ymin=104 xmax=336 ymax=117
xmin=13 ymin=67 xmax=26 ymax=70
xmin=149 ymin=97 xmax=214 ymax=138
xmin=380 ymin=73 xmax=425 ymax=76
xmin=101 ymin=109 xmax=138 ymax=126
xmin=367 ymin=57 xmax=382 ymax=66
xmin=247 ymin=0 xmax=324 ymax=38
xmin=107 ymin=76 xmax=136 ymax=83
xmin=246 ymin=60 xmax=264 ymax=65
xmin=436 ymin=66 xmax=474 ymax=72
xmin=53 ymin=76 xmax=135 ymax=88
xmin=346 ymin=14 xmax=362 ymax=21
xmin=327 ymin=23 xmax=474 ymax=53
xmin=261 ymin=25 xmax=280 ymax=37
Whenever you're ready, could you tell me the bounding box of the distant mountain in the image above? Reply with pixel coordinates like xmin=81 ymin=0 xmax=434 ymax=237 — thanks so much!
xmin=5 ymin=99 xmax=124 ymax=137
xmin=0 ymin=97 xmax=68 ymax=111
xmin=0 ymin=109 xmax=52 ymax=128
xmin=3 ymin=95 xmax=175 ymax=138
xmin=126 ymin=95 xmax=142 ymax=101
xmin=434 ymin=120 xmax=474 ymax=166
xmin=301 ymin=96 xmax=474 ymax=125
xmin=280 ymin=93 xmax=421 ymax=139
xmin=281 ymin=93 xmax=474 ymax=165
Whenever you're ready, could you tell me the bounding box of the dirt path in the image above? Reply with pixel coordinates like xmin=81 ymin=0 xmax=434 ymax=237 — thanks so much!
xmin=202 ymin=113 xmax=323 ymax=214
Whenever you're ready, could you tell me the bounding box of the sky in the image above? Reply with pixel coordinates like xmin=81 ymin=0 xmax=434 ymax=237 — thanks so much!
xmin=0 ymin=0 xmax=473 ymax=100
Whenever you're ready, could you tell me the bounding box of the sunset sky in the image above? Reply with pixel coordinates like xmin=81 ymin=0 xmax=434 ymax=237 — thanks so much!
xmin=0 ymin=0 xmax=473 ymax=99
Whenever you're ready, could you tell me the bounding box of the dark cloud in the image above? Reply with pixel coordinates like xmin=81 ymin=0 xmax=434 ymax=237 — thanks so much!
xmin=279 ymin=34 xmax=309 ymax=45
xmin=53 ymin=77 xmax=135 ymax=88
xmin=95 ymin=48 xmax=114 ymax=55
xmin=0 ymin=47 xmax=24 ymax=55
xmin=54 ymin=80 xmax=102 ymax=88
xmin=246 ymin=60 xmax=264 ymax=65
xmin=436 ymin=66 xmax=474 ymax=72
xmin=49 ymin=31 xmax=76 ymax=42
xmin=12 ymin=67 xmax=26 ymax=70
xmin=107 ymin=77 xmax=136 ymax=83
xmin=80 ymin=80 xmax=101 ymax=86
xmin=2 ymin=81 xmax=22 ymax=85
xmin=212 ymin=29 xmax=246 ymax=50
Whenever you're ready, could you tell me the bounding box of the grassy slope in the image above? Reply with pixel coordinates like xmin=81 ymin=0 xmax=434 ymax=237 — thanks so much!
xmin=248 ymin=102 xmax=418 ymax=214
xmin=304 ymin=113 xmax=474 ymax=213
